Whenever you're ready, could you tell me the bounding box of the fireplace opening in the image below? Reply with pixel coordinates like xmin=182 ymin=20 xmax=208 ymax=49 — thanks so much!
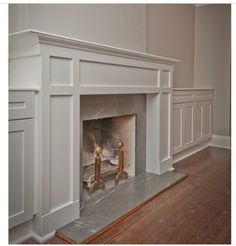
xmin=81 ymin=114 xmax=136 ymax=199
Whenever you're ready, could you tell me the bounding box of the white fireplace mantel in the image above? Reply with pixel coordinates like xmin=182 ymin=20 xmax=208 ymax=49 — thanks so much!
xmin=9 ymin=30 xmax=180 ymax=243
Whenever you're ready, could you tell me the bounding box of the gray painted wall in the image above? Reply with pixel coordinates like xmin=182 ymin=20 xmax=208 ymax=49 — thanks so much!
xmin=194 ymin=5 xmax=231 ymax=136
xmin=146 ymin=4 xmax=196 ymax=88
xmin=9 ymin=4 xmax=147 ymax=52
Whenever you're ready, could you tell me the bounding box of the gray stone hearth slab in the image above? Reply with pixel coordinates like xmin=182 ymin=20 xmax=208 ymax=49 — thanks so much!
xmin=57 ymin=171 xmax=186 ymax=243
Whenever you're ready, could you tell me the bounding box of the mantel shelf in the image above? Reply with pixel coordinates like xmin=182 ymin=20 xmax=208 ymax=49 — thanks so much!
xmin=10 ymin=29 xmax=181 ymax=64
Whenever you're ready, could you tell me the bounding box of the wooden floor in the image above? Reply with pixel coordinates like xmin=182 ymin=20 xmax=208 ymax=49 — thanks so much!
xmin=24 ymin=146 xmax=231 ymax=244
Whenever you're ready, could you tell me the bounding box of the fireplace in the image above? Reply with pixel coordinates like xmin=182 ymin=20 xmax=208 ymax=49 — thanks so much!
xmin=9 ymin=30 xmax=179 ymax=241
xmin=80 ymin=94 xmax=146 ymax=200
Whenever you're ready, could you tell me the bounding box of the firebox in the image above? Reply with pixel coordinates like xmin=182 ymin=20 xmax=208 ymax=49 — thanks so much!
xmin=82 ymin=115 xmax=136 ymax=195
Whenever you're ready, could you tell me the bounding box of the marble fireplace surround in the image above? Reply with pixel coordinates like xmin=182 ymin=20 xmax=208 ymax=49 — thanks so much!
xmin=9 ymin=30 xmax=181 ymax=241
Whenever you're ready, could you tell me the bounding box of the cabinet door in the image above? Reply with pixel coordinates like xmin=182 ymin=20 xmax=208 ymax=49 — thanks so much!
xmin=9 ymin=119 xmax=34 ymax=228
xmin=193 ymin=102 xmax=203 ymax=143
xmin=183 ymin=103 xmax=194 ymax=148
xmin=172 ymin=103 xmax=184 ymax=154
xmin=202 ymin=101 xmax=212 ymax=139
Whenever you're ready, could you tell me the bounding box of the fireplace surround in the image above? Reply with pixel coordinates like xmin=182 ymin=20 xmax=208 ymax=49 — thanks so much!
xmin=9 ymin=30 xmax=180 ymax=242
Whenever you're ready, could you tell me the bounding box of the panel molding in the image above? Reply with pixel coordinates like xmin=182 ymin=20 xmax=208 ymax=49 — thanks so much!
xmin=9 ymin=118 xmax=34 ymax=229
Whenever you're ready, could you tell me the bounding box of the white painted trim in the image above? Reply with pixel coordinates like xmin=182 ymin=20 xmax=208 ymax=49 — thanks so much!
xmin=173 ymin=141 xmax=209 ymax=164
xmin=209 ymin=134 xmax=231 ymax=149
xmin=32 ymin=231 xmax=55 ymax=243
xmin=9 ymin=87 xmax=40 ymax=91
xmin=10 ymin=232 xmax=33 ymax=244
xmin=10 ymin=29 xmax=181 ymax=64
xmin=173 ymin=88 xmax=213 ymax=91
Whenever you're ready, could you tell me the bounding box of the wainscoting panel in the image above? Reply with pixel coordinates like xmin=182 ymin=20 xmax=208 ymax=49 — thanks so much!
xmin=184 ymin=103 xmax=194 ymax=146
xmin=9 ymin=119 xmax=34 ymax=229
xmin=49 ymin=95 xmax=73 ymax=212
xmin=173 ymin=104 xmax=183 ymax=152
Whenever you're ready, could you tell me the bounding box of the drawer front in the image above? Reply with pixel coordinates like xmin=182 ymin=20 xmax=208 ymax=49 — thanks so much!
xmin=9 ymin=91 xmax=34 ymax=120
xmin=173 ymin=91 xmax=195 ymax=104
xmin=195 ymin=91 xmax=212 ymax=101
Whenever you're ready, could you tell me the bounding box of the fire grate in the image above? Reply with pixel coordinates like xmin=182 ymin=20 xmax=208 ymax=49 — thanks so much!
xmin=82 ymin=159 xmax=119 ymax=188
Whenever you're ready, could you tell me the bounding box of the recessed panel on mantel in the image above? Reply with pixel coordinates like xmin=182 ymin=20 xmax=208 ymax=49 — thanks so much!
xmin=160 ymin=93 xmax=170 ymax=161
xmin=160 ymin=70 xmax=171 ymax=87
xmin=79 ymin=60 xmax=158 ymax=87
xmin=50 ymin=56 xmax=72 ymax=85
xmin=50 ymin=95 xmax=73 ymax=211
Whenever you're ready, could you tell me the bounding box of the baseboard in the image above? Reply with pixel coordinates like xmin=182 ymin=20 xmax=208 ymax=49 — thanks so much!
xmin=32 ymin=231 xmax=55 ymax=243
xmin=173 ymin=141 xmax=209 ymax=164
xmin=41 ymin=200 xmax=80 ymax=236
xmin=209 ymin=135 xmax=231 ymax=149
xmin=159 ymin=157 xmax=173 ymax=174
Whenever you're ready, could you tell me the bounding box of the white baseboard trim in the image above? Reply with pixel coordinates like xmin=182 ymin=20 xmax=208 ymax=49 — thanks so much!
xmin=32 ymin=231 xmax=55 ymax=243
xmin=173 ymin=141 xmax=209 ymax=164
xmin=10 ymin=232 xmax=33 ymax=244
xmin=209 ymin=135 xmax=231 ymax=149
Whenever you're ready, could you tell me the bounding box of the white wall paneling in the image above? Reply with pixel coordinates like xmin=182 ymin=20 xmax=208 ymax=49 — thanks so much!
xmin=9 ymin=30 xmax=179 ymax=242
xmin=172 ymin=103 xmax=183 ymax=153
xmin=146 ymin=89 xmax=173 ymax=174
xmin=9 ymin=91 xmax=35 ymax=229
xmin=172 ymin=89 xmax=213 ymax=155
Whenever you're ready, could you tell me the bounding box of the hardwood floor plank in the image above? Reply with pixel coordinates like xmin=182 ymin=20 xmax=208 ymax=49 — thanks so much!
xmin=88 ymin=147 xmax=231 ymax=244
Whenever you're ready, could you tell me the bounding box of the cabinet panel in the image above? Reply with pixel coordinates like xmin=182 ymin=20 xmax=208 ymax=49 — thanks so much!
xmin=9 ymin=130 xmax=24 ymax=216
xmin=160 ymin=93 xmax=170 ymax=161
xmin=9 ymin=119 xmax=34 ymax=229
xmin=184 ymin=103 xmax=194 ymax=146
xmin=172 ymin=105 xmax=183 ymax=152
xmin=172 ymin=89 xmax=213 ymax=155
xmin=9 ymin=91 xmax=34 ymax=120
xmin=194 ymin=103 xmax=202 ymax=142
xmin=202 ymin=102 xmax=212 ymax=138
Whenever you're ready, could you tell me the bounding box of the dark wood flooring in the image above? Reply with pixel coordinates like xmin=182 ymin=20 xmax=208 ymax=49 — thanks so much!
xmin=24 ymin=146 xmax=231 ymax=244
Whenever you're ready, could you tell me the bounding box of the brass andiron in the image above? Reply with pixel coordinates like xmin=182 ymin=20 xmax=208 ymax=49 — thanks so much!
xmin=115 ymin=141 xmax=128 ymax=185
xmin=89 ymin=146 xmax=105 ymax=194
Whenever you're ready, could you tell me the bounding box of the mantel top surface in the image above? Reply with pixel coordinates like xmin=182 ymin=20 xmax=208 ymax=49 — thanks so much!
xmin=10 ymin=29 xmax=181 ymax=64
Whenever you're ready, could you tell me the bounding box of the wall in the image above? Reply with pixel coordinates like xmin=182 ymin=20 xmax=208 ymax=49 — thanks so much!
xmin=9 ymin=4 xmax=147 ymax=52
xmin=147 ymin=4 xmax=195 ymax=87
xmin=194 ymin=5 xmax=231 ymax=136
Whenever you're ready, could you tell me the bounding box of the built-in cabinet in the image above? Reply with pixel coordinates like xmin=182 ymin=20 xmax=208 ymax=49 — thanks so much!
xmin=9 ymin=91 xmax=35 ymax=229
xmin=172 ymin=89 xmax=213 ymax=154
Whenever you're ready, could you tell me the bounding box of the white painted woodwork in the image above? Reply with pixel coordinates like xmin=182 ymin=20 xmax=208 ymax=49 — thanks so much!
xmin=80 ymin=60 xmax=158 ymax=87
xmin=9 ymin=30 xmax=179 ymax=241
xmin=9 ymin=91 xmax=34 ymax=120
xmin=50 ymin=96 xmax=73 ymax=211
xmin=50 ymin=56 xmax=73 ymax=86
xmin=9 ymin=91 xmax=34 ymax=229
xmin=184 ymin=103 xmax=194 ymax=146
xmin=160 ymin=93 xmax=171 ymax=161
xmin=172 ymin=89 xmax=213 ymax=155
xmin=173 ymin=105 xmax=183 ymax=151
